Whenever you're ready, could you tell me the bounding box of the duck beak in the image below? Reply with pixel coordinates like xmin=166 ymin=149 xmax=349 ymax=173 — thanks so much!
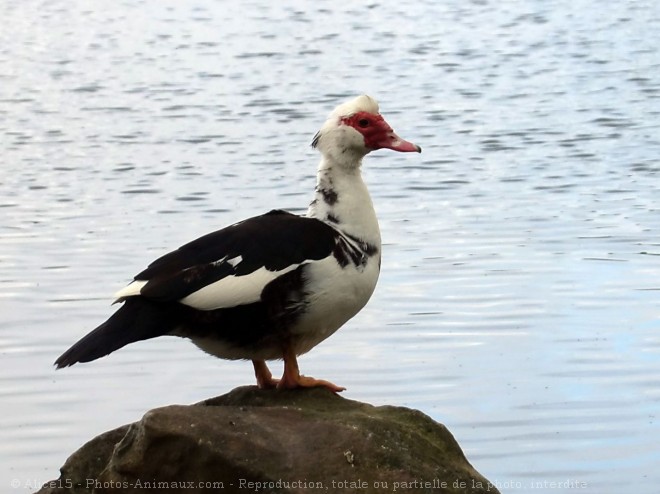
xmin=373 ymin=131 xmax=422 ymax=153
xmin=369 ymin=116 xmax=421 ymax=153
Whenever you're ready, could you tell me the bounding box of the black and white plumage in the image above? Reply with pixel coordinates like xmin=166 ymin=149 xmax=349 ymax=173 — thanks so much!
xmin=55 ymin=95 xmax=421 ymax=392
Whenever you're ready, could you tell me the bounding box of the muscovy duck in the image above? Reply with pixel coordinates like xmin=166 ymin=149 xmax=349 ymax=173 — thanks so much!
xmin=55 ymin=95 xmax=421 ymax=392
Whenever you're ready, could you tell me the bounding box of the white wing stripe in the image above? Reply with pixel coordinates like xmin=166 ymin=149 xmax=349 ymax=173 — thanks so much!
xmin=113 ymin=259 xmax=312 ymax=310
xmin=179 ymin=264 xmax=302 ymax=310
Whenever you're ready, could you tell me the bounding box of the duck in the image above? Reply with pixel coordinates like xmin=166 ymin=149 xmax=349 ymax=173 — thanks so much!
xmin=55 ymin=95 xmax=421 ymax=392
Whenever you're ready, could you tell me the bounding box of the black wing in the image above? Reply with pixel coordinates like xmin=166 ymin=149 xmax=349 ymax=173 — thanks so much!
xmin=131 ymin=210 xmax=339 ymax=303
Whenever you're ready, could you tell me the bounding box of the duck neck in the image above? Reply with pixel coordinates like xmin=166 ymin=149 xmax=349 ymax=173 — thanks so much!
xmin=307 ymin=157 xmax=381 ymax=247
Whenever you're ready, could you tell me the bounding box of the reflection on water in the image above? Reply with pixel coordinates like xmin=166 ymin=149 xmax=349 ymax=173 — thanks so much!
xmin=2 ymin=0 xmax=660 ymax=491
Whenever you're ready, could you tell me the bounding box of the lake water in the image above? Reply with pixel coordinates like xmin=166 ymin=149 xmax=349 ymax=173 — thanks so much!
xmin=2 ymin=0 xmax=659 ymax=492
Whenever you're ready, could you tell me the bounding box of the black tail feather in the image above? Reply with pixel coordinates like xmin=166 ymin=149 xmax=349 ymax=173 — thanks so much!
xmin=55 ymin=298 xmax=177 ymax=368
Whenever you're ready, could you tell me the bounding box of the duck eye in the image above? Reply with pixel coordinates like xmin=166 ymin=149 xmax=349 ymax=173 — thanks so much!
xmin=357 ymin=118 xmax=370 ymax=128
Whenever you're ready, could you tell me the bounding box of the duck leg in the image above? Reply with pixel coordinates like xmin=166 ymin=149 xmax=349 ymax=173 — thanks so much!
xmin=277 ymin=345 xmax=346 ymax=393
xmin=252 ymin=359 xmax=278 ymax=389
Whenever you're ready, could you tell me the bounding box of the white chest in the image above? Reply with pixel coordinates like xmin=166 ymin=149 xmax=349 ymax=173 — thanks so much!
xmin=291 ymin=251 xmax=381 ymax=355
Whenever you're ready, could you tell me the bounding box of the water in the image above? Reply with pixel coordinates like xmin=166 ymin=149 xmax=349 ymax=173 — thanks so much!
xmin=2 ymin=0 xmax=659 ymax=492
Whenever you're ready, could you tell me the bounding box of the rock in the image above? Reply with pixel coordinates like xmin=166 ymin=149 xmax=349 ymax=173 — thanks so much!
xmin=36 ymin=386 xmax=499 ymax=494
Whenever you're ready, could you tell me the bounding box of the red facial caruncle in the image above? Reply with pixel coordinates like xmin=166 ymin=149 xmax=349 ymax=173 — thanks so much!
xmin=341 ymin=111 xmax=421 ymax=153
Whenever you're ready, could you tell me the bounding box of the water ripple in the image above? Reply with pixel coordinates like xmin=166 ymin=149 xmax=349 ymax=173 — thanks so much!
xmin=1 ymin=0 xmax=659 ymax=491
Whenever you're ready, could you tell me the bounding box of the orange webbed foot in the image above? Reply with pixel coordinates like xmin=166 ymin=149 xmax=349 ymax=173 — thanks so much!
xmin=253 ymin=350 xmax=346 ymax=393
xmin=277 ymin=346 xmax=345 ymax=393
xmin=277 ymin=373 xmax=346 ymax=393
